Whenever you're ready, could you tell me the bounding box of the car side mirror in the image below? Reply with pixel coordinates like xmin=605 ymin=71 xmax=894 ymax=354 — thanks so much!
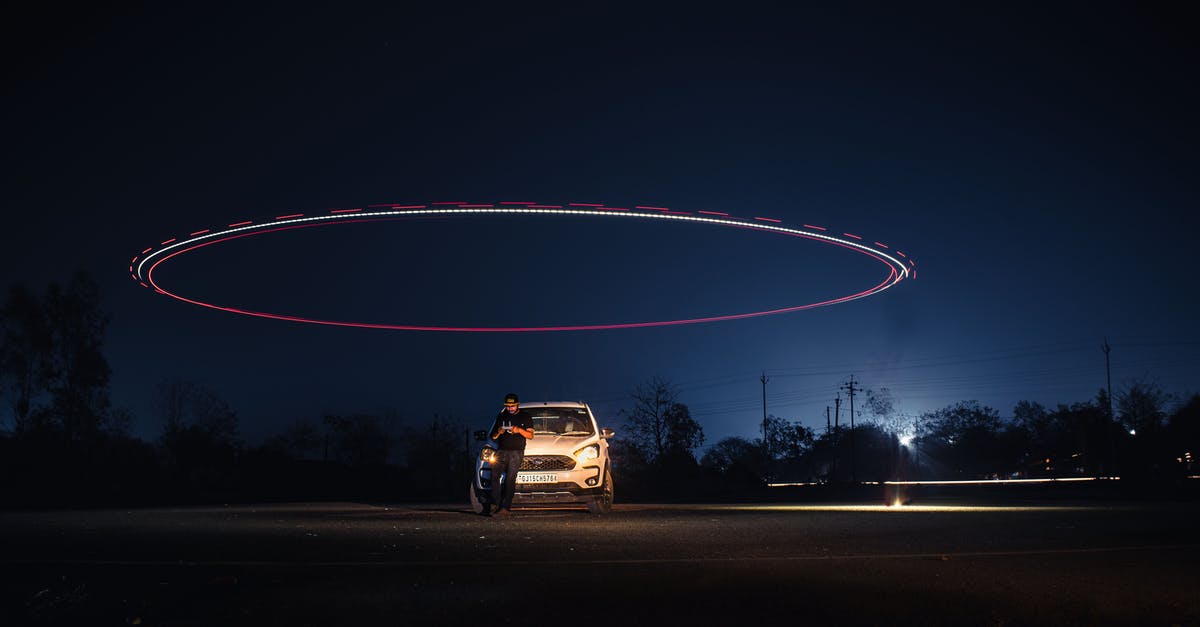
xmin=474 ymin=430 xmax=489 ymax=442
xmin=600 ymin=427 xmax=615 ymax=439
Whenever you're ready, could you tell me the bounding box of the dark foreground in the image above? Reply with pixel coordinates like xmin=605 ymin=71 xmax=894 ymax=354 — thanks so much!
xmin=2 ymin=497 xmax=1197 ymax=626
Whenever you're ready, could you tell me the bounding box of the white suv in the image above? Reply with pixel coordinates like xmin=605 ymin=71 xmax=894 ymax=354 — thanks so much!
xmin=469 ymin=401 xmax=615 ymax=514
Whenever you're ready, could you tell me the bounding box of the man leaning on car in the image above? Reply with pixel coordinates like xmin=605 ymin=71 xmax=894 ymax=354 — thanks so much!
xmin=486 ymin=393 xmax=534 ymax=516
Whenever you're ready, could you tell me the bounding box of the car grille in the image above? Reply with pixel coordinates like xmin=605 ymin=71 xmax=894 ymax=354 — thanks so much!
xmin=521 ymin=455 xmax=576 ymax=471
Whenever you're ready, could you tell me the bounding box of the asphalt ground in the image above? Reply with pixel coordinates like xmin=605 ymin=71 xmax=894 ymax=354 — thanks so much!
xmin=1 ymin=499 xmax=1197 ymax=626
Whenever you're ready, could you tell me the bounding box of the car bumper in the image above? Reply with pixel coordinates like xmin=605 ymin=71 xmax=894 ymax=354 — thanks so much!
xmin=475 ymin=464 xmax=605 ymax=503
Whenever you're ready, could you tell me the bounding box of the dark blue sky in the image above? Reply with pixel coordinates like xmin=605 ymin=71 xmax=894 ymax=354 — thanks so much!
xmin=4 ymin=4 xmax=1197 ymax=449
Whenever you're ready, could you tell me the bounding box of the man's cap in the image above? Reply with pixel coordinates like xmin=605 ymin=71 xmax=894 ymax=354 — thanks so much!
xmin=504 ymin=393 xmax=519 ymax=404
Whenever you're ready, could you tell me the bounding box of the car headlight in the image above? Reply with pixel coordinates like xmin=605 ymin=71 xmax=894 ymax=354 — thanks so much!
xmin=480 ymin=448 xmax=496 ymax=463
xmin=574 ymin=444 xmax=599 ymax=463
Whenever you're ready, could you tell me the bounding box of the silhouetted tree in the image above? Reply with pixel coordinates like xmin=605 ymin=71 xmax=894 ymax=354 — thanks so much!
xmin=919 ymin=400 xmax=1007 ymax=478
xmin=759 ymin=414 xmax=815 ymax=482
xmin=620 ymin=376 xmax=704 ymax=463
xmin=1117 ymin=381 xmax=1171 ymax=435
xmin=851 ymin=423 xmax=899 ymax=483
xmin=1117 ymin=381 xmax=1174 ymax=480
xmin=262 ymin=417 xmax=323 ymax=460
xmin=0 ymin=274 xmax=113 ymax=442
xmin=0 ymin=284 xmax=52 ymax=434
xmin=323 ymin=412 xmax=390 ymax=467
xmin=398 ymin=413 xmax=466 ymax=499
xmin=863 ymin=387 xmax=896 ymax=422
xmin=701 ymin=436 xmax=764 ymax=475
xmin=157 ymin=379 xmax=241 ymax=493
xmin=662 ymin=401 xmax=704 ymax=457
xmin=1166 ymin=394 xmax=1199 ymax=479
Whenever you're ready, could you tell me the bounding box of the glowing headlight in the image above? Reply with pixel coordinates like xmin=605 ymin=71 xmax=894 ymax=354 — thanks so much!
xmin=574 ymin=444 xmax=600 ymax=463
xmin=480 ymin=448 xmax=496 ymax=463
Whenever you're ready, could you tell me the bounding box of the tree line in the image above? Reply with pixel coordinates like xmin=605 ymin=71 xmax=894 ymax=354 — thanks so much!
xmin=613 ymin=378 xmax=1199 ymax=497
xmin=0 ymin=274 xmax=473 ymax=507
xmin=2 ymin=274 xmax=1197 ymax=508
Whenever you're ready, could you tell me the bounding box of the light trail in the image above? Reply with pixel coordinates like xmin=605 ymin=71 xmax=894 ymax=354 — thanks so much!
xmin=132 ymin=203 xmax=916 ymax=332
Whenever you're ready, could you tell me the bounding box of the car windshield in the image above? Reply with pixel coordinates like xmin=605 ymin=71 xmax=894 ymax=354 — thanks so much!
xmin=528 ymin=407 xmax=595 ymax=436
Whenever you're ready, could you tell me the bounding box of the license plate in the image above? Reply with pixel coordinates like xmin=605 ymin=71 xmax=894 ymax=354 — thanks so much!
xmin=517 ymin=473 xmax=557 ymax=484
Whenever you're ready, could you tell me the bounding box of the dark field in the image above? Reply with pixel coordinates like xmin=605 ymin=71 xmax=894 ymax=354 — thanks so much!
xmin=2 ymin=494 xmax=1197 ymax=626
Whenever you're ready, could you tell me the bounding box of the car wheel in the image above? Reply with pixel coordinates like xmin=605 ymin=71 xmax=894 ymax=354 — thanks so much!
xmin=587 ymin=469 xmax=613 ymax=515
xmin=468 ymin=482 xmax=487 ymax=514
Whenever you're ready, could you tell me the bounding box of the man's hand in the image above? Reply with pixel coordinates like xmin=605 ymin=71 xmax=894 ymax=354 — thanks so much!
xmin=514 ymin=426 xmax=534 ymax=440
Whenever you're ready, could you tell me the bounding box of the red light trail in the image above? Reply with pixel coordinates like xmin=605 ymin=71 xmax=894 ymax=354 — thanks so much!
xmin=131 ymin=202 xmax=916 ymax=332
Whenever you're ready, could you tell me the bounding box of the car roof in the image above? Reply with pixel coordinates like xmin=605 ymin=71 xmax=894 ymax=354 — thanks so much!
xmin=520 ymin=401 xmax=589 ymax=409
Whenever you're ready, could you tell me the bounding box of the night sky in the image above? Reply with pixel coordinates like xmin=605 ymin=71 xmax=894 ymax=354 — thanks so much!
xmin=4 ymin=4 xmax=1197 ymax=450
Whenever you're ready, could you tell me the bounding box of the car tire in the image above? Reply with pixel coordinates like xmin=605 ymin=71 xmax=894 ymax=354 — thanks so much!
xmin=469 ymin=483 xmax=488 ymax=515
xmin=587 ymin=468 xmax=613 ymax=515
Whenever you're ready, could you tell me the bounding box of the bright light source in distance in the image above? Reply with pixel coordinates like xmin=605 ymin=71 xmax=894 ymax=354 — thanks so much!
xmin=899 ymin=434 xmax=914 ymax=447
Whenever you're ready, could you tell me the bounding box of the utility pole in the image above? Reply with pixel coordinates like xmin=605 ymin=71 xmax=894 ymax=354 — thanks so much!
xmin=761 ymin=372 xmax=770 ymax=457
xmin=833 ymin=393 xmax=841 ymax=481
xmin=1103 ymin=339 xmax=1116 ymax=476
xmin=841 ymin=375 xmax=862 ymax=484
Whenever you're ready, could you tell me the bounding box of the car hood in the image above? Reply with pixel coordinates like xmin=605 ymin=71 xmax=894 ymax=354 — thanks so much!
xmin=525 ymin=434 xmax=598 ymax=455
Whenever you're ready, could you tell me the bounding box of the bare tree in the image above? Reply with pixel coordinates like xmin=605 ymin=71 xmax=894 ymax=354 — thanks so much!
xmin=157 ymin=379 xmax=241 ymax=458
xmin=620 ymin=376 xmax=705 ymax=462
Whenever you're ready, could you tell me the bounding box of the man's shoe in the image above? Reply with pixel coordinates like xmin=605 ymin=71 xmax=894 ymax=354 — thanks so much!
xmin=479 ymin=504 xmax=493 ymax=516
xmin=493 ymin=507 xmax=511 ymax=517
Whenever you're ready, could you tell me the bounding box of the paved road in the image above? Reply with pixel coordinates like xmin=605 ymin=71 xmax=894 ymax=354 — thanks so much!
xmin=2 ymin=500 xmax=1197 ymax=626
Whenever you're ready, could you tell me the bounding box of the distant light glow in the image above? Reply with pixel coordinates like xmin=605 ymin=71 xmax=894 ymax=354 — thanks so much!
xmin=889 ymin=477 xmax=1116 ymax=486
xmin=768 ymin=476 xmax=1120 ymax=487
xmin=899 ymin=434 xmax=914 ymax=447
xmin=692 ymin=504 xmax=1087 ymax=513
xmin=132 ymin=203 xmax=916 ymax=332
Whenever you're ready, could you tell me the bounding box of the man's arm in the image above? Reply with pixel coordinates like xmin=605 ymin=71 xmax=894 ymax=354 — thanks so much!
xmin=513 ymin=414 xmax=534 ymax=439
